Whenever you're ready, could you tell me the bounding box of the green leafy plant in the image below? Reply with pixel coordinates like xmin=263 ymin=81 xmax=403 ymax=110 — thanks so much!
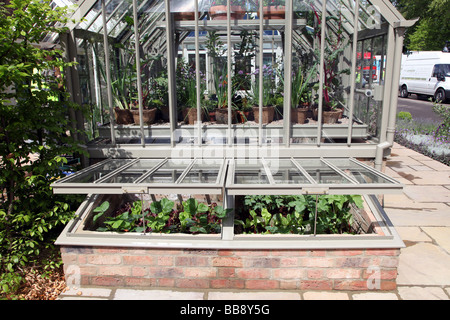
xmin=179 ymin=198 xmax=231 ymax=234
xmin=147 ymin=198 xmax=174 ymax=233
xmin=93 ymin=198 xmax=231 ymax=235
xmin=432 ymin=102 xmax=450 ymax=141
xmin=236 ymin=194 xmax=363 ymax=234
xmin=308 ymin=2 xmax=350 ymax=110
xmin=94 ymin=200 xmax=142 ymax=232
xmin=93 ymin=201 xmax=110 ymax=223
xmin=0 ymin=0 xmax=84 ymax=297
xmin=397 ymin=111 xmax=412 ymax=121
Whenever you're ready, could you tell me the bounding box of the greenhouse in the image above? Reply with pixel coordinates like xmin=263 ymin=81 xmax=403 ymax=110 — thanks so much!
xmin=44 ymin=0 xmax=417 ymax=290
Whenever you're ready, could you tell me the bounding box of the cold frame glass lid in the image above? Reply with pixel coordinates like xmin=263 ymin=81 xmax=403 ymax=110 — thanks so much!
xmin=226 ymin=157 xmax=403 ymax=195
xmin=51 ymin=158 xmax=226 ymax=194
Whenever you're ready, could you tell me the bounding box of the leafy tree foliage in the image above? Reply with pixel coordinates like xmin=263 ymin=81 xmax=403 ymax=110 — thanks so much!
xmin=0 ymin=0 xmax=84 ymax=294
xmin=392 ymin=0 xmax=450 ymax=51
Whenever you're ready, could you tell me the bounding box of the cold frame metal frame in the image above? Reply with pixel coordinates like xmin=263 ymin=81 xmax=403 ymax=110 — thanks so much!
xmin=51 ymin=156 xmax=402 ymax=196
xmin=54 ymin=191 xmax=404 ymax=249
xmin=51 ymin=157 xmax=227 ymax=195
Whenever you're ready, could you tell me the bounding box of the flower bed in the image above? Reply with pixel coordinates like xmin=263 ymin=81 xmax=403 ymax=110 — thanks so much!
xmin=395 ymin=107 xmax=450 ymax=166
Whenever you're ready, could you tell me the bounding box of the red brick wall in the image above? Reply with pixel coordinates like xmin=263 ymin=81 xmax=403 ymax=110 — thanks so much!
xmin=60 ymin=246 xmax=400 ymax=291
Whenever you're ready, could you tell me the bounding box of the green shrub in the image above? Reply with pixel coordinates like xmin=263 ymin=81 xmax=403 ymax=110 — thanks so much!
xmin=397 ymin=111 xmax=412 ymax=121
xmin=0 ymin=0 xmax=84 ymax=297
xmin=432 ymin=102 xmax=450 ymax=140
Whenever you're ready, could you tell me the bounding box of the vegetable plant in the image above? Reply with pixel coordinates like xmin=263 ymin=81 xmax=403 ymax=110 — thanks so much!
xmin=93 ymin=198 xmax=231 ymax=235
xmin=236 ymin=194 xmax=363 ymax=235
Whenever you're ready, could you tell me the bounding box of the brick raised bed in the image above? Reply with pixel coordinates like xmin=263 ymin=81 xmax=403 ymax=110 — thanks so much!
xmin=61 ymin=246 xmax=399 ymax=291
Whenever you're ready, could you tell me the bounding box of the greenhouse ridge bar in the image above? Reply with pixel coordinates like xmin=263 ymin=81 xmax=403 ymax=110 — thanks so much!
xmin=51 ymin=0 xmax=417 ymax=291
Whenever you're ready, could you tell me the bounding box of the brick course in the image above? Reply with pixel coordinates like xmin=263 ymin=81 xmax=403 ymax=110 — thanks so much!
xmin=60 ymin=246 xmax=400 ymax=291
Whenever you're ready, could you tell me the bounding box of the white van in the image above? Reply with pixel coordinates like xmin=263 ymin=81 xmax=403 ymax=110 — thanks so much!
xmin=399 ymin=51 xmax=450 ymax=102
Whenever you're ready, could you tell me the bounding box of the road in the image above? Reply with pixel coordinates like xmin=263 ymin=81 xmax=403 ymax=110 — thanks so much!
xmin=397 ymin=95 xmax=444 ymax=125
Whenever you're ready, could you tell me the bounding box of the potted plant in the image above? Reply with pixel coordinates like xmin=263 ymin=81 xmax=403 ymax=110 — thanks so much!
xmin=205 ymin=31 xmax=239 ymax=124
xmin=172 ymin=0 xmax=203 ymax=21
xmin=250 ymin=64 xmax=276 ymax=124
xmin=309 ymin=4 xmax=349 ymax=124
xmin=290 ymin=63 xmax=317 ymax=124
xmin=321 ymin=98 xmax=343 ymax=124
xmin=255 ymin=0 xmax=285 ymax=19
xmin=213 ymin=68 xmax=238 ymax=124
xmin=177 ymin=59 xmax=207 ymax=124
xmin=209 ymin=0 xmax=246 ymax=20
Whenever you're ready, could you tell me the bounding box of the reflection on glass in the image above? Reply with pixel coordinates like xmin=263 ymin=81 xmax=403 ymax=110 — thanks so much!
xmin=326 ymin=159 xmax=391 ymax=184
xmin=140 ymin=159 xmax=191 ymax=183
xmin=102 ymin=159 xmax=163 ymax=183
xmin=294 ymin=159 xmax=351 ymax=184
xmin=234 ymin=160 xmax=269 ymax=184
xmin=265 ymin=159 xmax=310 ymax=184
xmin=180 ymin=160 xmax=222 ymax=184
xmin=66 ymin=159 xmax=133 ymax=183
xmin=235 ymin=171 xmax=269 ymax=184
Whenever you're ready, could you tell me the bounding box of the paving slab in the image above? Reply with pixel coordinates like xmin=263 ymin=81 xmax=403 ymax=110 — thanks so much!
xmin=351 ymin=292 xmax=398 ymax=300
xmin=421 ymin=227 xmax=450 ymax=254
xmin=385 ymin=206 xmax=450 ymax=227
xmin=207 ymin=291 xmax=301 ymax=300
xmin=395 ymin=227 xmax=432 ymax=242
xmin=402 ymin=186 xmax=450 ymax=202
xmin=303 ymin=292 xmax=349 ymax=300
xmin=114 ymin=289 xmax=205 ymax=300
xmin=59 ymin=287 xmax=112 ymax=298
xmin=383 ymin=193 xmax=414 ymax=207
xmin=396 ymin=171 xmax=450 ymax=185
xmin=397 ymin=243 xmax=450 ymax=286
xmin=389 ymin=147 xmax=424 ymax=157
xmin=398 ymin=286 xmax=449 ymax=300
xmin=418 ymin=160 xmax=450 ymax=171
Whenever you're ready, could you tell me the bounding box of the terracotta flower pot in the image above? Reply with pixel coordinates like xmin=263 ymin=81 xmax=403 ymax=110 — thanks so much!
xmin=174 ymin=11 xmax=202 ymax=21
xmin=252 ymin=106 xmax=274 ymax=124
xmin=262 ymin=6 xmax=285 ymax=19
xmin=209 ymin=5 xmax=245 ymax=20
xmin=183 ymin=108 xmax=200 ymax=125
xmin=291 ymin=107 xmax=308 ymax=124
xmin=215 ymin=108 xmax=237 ymax=124
xmin=160 ymin=105 xmax=170 ymax=121
xmin=208 ymin=111 xmax=216 ymax=122
xmin=114 ymin=107 xmax=134 ymax=125
xmin=237 ymin=110 xmax=253 ymax=123
xmin=131 ymin=108 xmax=157 ymax=125
xmin=322 ymin=110 xmax=342 ymax=124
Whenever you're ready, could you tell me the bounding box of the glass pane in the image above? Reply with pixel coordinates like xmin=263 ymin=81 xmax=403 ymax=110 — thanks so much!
xmin=294 ymin=159 xmax=351 ymax=184
xmin=141 ymin=159 xmax=190 ymax=183
xmin=66 ymin=159 xmax=133 ymax=183
xmin=101 ymin=159 xmax=163 ymax=183
xmin=326 ymin=159 xmax=392 ymax=184
xmin=265 ymin=159 xmax=311 ymax=184
xmin=180 ymin=160 xmax=222 ymax=184
xmin=234 ymin=160 xmax=269 ymax=184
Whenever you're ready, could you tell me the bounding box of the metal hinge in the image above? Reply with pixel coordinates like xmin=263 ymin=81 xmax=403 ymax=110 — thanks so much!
xmin=302 ymin=187 xmax=329 ymax=195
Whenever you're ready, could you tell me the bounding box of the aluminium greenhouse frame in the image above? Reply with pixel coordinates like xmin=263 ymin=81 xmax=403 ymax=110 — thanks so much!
xmin=54 ymin=0 xmax=416 ymax=250
xmin=62 ymin=0 xmax=416 ymax=171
